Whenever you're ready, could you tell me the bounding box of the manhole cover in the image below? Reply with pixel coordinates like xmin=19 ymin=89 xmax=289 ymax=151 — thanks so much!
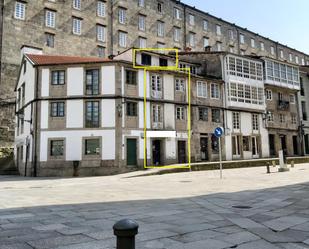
xmin=232 ymin=205 xmax=252 ymax=209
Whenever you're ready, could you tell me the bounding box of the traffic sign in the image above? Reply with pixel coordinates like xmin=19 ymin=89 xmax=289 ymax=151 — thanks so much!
xmin=214 ymin=127 xmax=224 ymax=138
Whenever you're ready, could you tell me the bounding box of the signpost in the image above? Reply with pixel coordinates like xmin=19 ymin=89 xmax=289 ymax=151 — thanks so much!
xmin=214 ymin=127 xmax=224 ymax=179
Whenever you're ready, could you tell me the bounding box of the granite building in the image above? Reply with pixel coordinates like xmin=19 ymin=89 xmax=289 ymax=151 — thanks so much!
xmin=1 ymin=0 xmax=309 ymax=146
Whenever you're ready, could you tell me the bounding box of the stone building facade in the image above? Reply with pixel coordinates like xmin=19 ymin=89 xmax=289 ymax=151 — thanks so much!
xmin=1 ymin=0 xmax=309 ymax=146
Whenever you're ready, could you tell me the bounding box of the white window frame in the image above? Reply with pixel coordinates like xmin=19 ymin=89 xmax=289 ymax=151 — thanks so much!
xmin=97 ymin=1 xmax=106 ymax=17
xmin=176 ymin=106 xmax=185 ymax=120
xmin=197 ymin=81 xmax=207 ymax=98
xmin=174 ymin=27 xmax=180 ymax=42
xmin=260 ymin=42 xmax=264 ymax=51
xmin=251 ymin=38 xmax=255 ymax=48
xmin=240 ymin=34 xmax=245 ymax=44
xmin=279 ymin=114 xmax=285 ymax=123
xmin=295 ymin=56 xmax=299 ymax=64
xmin=266 ymin=89 xmax=272 ymax=100
xmin=72 ymin=17 xmax=82 ymax=35
xmin=14 ymin=1 xmax=26 ymax=20
xmin=290 ymin=94 xmax=295 ymax=104
xmin=216 ymin=42 xmax=222 ymax=52
xmin=210 ymin=83 xmax=220 ymax=99
xmin=118 ymin=8 xmax=126 ymax=24
xmin=203 ymin=37 xmax=209 ymax=48
xmin=189 ymin=14 xmax=195 ymax=26
xmin=252 ymin=114 xmax=259 ymax=131
xmin=138 ymin=15 xmax=145 ymax=31
xmin=203 ymin=20 xmax=208 ymax=31
xmin=289 ymin=53 xmax=293 ymax=62
xmin=271 ymin=46 xmax=275 ymax=55
xmin=233 ymin=112 xmax=240 ymax=130
xmin=189 ymin=32 xmax=195 ymax=47
xmin=118 ymin=31 xmax=127 ymax=48
xmin=96 ymin=25 xmax=106 ymax=42
xmin=280 ymin=50 xmax=284 ymax=59
xmin=216 ymin=25 xmax=221 ymax=36
xmin=73 ymin=0 xmax=81 ymax=10
xmin=139 ymin=37 xmax=147 ymax=48
xmin=157 ymin=21 xmax=164 ymax=37
xmin=45 ymin=10 xmax=56 ymax=28
xmin=138 ymin=0 xmax=145 ymax=7
xmin=174 ymin=8 xmax=181 ymax=20
xmin=229 ymin=30 xmax=234 ymax=40
xmin=175 ymin=78 xmax=185 ymax=92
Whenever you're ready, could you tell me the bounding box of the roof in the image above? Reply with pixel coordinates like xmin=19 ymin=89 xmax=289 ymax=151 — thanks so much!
xmin=25 ymin=54 xmax=111 ymax=66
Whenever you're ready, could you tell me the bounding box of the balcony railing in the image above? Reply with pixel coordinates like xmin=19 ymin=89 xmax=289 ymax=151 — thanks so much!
xmin=278 ymin=100 xmax=290 ymax=111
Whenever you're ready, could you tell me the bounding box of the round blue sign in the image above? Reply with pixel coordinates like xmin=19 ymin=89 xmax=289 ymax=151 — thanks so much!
xmin=214 ymin=127 xmax=224 ymax=138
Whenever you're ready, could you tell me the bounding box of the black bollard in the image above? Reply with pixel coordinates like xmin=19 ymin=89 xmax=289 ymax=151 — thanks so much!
xmin=113 ymin=219 xmax=139 ymax=249
xmin=266 ymin=162 xmax=270 ymax=174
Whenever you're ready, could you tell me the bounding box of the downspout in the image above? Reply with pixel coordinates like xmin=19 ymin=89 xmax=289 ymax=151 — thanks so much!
xmin=0 ymin=0 xmax=4 ymax=86
xmin=109 ymin=0 xmax=114 ymax=56
xmin=183 ymin=5 xmax=187 ymax=50
xmin=236 ymin=28 xmax=240 ymax=55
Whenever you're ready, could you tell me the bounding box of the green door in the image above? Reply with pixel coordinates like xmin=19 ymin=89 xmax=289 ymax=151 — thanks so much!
xmin=127 ymin=139 xmax=137 ymax=166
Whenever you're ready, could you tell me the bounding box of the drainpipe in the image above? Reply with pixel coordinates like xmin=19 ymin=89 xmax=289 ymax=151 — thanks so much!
xmin=32 ymin=67 xmax=39 ymax=177
xmin=0 ymin=1 xmax=4 ymax=86
xmin=236 ymin=28 xmax=240 ymax=55
xmin=183 ymin=5 xmax=187 ymax=50
xmin=109 ymin=0 xmax=114 ymax=56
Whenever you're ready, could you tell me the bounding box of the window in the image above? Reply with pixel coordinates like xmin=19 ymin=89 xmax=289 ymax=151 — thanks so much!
xmin=251 ymin=38 xmax=255 ymax=48
xmin=229 ymin=30 xmax=234 ymax=40
xmin=72 ymin=17 xmax=82 ymax=35
xmin=197 ymin=81 xmax=207 ymax=98
xmin=289 ymin=53 xmax=293 ymax=62
xmin=119 ymin=8 xmax=126 ymax=24
xmin=119 ymin=31 xmax=127 ymax=47
xmin=126 ymin=70 xmax=137 ymax=85
xmin=96 ymin=25 xmax=106 ymax=42
xmin=240 ymin=34 xmax=245 ymax=44
xmin=97 ymin=46 xmax=105 ymax=58
xmin=216 ymin=25 xmax=221 ymax=35
xmin=73 ymin=0 xmax=81 ymax=10
xmin=279 ymin=114 xmax=285 ymax=123
xmin=229 ymin=46 xmax=235 ymax=53
xmin=45 ymin=33 xmax=55 ymax=48
xmin=51 ymin=102 xmax=65 ymax=117
xmin=280 ymin=50 xmax=284 ymax=59
xmin=189 ymin=32 xmax=195 ymax=47
xmin=232 ymin=135 xmax=240 ymax=156
xmin=152 ymin=104 xmax=162 ymax=123
xmin=211 ymin=109 xmax=221 ymax=123
xmin=159 ymin=58 xmax=167 ymax=67
xmin=85 ymin=138 xmax=100 ymax=155
xmin=267 ymin=112 xmax=274 ymax=122
xmin=157 ymin=42 xmax=165 ymax=49
xmin=302 ymin=101 xmax=307 ymax=121
xmin=151 ymin=75 xmax=162 ymax=93
xmin=301 ymin=77 xmax=305 ymax=96
xmin=138 ymin=37 xmax=147 ymax=48
xmin=138 ymin=15 xmax=145 ymax=31
xmin=302 ymin=58 xmax=305 ymax=66
xmin=97 ymin=1 xmax=106 ymax=17
xmin=141 ymin=53 xmax=151 ymax=65
xmin=240 ymin=50 xmax=245 ymax=56
xmin=189 ymin=14 xmax=195 ymax=26
xmin=278 ymin=92 xmax=283 ymax=101
xmin=45 ymin=10 xmax=56 ymax=28
xmin=233 ymin=112 xmax=240 ymax=130
xmin=138 ymin=0 xmax=145 ymax=7
xmin=175 ymin=78 xmax=185 ymax=92
xmin=174 ymin=27 xmax=181 ymax=42
xmin=295 ymin=56 xmax=299 ymax=64
xmin=51 ymin=70 xmax=65 ymax=85
xmin=126 ymin=102 xmax=137 ymax=116
xmin=50 ymin=140 xmax=64 ymax=156
xmin=203 ymin=20 xmax=208 ymax=31
xmin=85 ymin=101 xmax=100 ymax=128
xmin=176 ymin=107 xmax=185 ymax=120
xmin=271 ymin=46 xmax=275 ymax=55
xmin=290 ymin=94 xmax=295 ymax=104
xmin=260 ymin=42 xmax=264 ymax=51
xmin=252 ymin=114 xmax=259 ymax=131
xmin=157 ymin=2 xmax=162 ymax=13
xmin=203 ymin=37 xmax=209 ymax=48
xmin=174 ymin=8 xmax=181 ymax=19
xmin=291 ymin=114 xmax=297 ymax=124
xmin=216 ymin=42 xmax=222 ymax=52
xmin=86 ymin=69 xmax=99 ymax=95
xmin=15 ymin=1 xmax=26 ymax=20
xmin=211 ymin=83 xmax=220 ymax=99
xmin=157 ymin=21 xmax=164 ymax=37
xmin=265 ymin=89 xmax=272 ymax=100
xmin=198 ymin=107 xmax=208 ymax=121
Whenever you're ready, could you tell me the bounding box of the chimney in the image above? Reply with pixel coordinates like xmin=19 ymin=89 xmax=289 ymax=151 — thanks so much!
xmin=20 ymin=45 xmax=43 ymax=60
xmin=204 ymin=46 xmax=211 ymax=52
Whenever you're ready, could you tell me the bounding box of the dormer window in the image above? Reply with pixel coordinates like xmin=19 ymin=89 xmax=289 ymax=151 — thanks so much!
xmin=159 ymin=58 xmax=167 ymax=67
xmin=141 ymin=53 xmax=151 ymax=65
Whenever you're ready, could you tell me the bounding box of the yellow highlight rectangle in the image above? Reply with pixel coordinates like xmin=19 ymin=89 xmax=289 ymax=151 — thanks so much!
xmin=133 ymin=48 xmax=191 ymax=169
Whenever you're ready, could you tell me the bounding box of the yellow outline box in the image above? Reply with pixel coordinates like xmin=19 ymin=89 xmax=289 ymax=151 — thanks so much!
xmin=132 ymin=48 xmax=191 ymax=169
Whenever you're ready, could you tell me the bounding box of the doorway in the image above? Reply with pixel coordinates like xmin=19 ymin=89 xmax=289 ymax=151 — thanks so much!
xmin=178 ymin=141 xmax=186 ymax=163
xmin=252 ymin=136 xmax=259 ymax=157
xmin=280 ymin=135 xmax=287 ymax=154
xmin=292 ymin=136 xmax=298 ymax=155
xmin=305 ymin=134 xmax=309 ymax=155
xmin=152 ymin=140 xmax=162 ymax=166
xmin=200 ymin=137 xmax=208 ymax=161
xmin=126 ymin=138 xmax=137 ymax=166
xmin=269 ymin=134 xmax=276 ymax=156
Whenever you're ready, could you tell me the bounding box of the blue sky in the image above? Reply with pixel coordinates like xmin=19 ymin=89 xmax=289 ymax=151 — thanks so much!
xmin=182 ymin=0 xmax=309 ymax=54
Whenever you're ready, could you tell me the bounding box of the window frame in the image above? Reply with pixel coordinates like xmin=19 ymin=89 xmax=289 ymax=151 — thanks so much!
xmin=72 ymin=17 xmax=82 ymax=35
xmin=50 ymin=102 xmax=65 ymax=117
xmin=85 ymin=101 xmax=100 ymax=128
xmin=45 ymin=9 xmax=56 ymax=28
xmin=197 ymin=81 xmax=207 ymax=98
xmin=51 ymin=70 xmax=65 ymax=85
xmin=85 ymin=69 xmax=100 ymax=95
xmin=14 ymin=1 xmax=26 ymax=20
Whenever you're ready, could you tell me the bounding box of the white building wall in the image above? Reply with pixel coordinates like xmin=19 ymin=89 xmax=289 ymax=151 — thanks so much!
xmin=163 ymin=75 xmax=174 ymax=101
xmin=165 ymin=138 xmax=176 ymax=160
xmin=66 ymin=100 xmax=83 ymax=128
xmin=40 ymin=101 xmax=49 ymax=129
xmin=164 ymin=104 xmax=175 ymax=129
xmin=40 ymin=130 xmax=116 ymax=161
xmin=67 ymin=67 xmax=83 ymax=96
xmin=102 ymin=99 xmax=115 ymax=127
xmin=41 ymin=69 xmax=49 ymax=97
xmin=260 ymin=116 xmax=270 ymax=158
xmin=102 ymin=66 xmax=115 ymax=94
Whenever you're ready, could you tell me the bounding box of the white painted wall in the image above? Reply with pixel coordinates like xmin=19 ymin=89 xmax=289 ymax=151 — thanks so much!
xmin=163 ymin=75 xmax=174 ymax=101
xmin=67 ymin=67 xmax=83 ymax=96
xmin=164 ymin=104 xmax=175 ymax=129
xmin=102 ymin=66 xmax=115 ymax=94
xmin=102 ymin=99 xmax=115 ymax=127
xmin=260 ymin=115 xmax=270 ymax=158
xmin=66 ymin=100 xmax=83 ymax=128
xmin=165 ymin=138 xmax=176 ymax=160
xmin=40 ymin=101 xmax=49 ymax=129
xmin=40 ymin=130 xmax=116 ymax=161
xmin=121 ymin=130 xmax=150 ymax=160
xmin=41 ymin=69 xmax=49 ymax=97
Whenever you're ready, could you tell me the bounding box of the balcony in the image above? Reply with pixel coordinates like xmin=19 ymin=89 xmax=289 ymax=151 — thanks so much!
xmin=151 ymin=90 xmax=162 ymax=99
xmin=152 ymin=122 xmax=163 ymax=129
xmin=278 ymin=100 xmax=290 ymax=111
